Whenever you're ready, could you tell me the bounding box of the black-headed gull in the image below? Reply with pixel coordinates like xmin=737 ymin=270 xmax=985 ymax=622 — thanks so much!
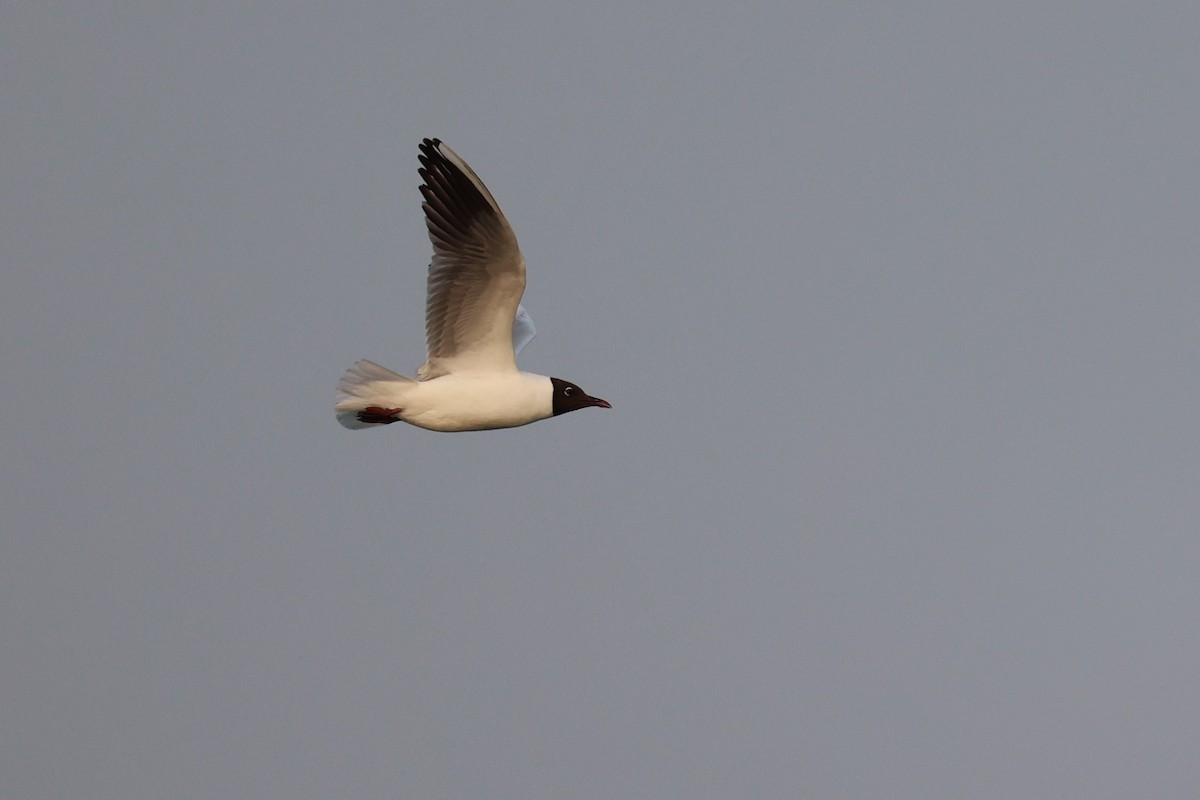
xmin=336 ymin=138 xmax=610 ymax=432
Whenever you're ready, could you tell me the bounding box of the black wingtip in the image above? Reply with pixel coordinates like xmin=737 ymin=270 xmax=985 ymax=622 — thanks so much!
xmin=417 ymin=138 xmax=449 ymax=176
xmin=417 ymin=140 xmax=441 ymax=182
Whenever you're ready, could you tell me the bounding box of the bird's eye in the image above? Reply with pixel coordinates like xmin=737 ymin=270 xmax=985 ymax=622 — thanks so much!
xmin=563 ymin=386 xmax=574 ymax=396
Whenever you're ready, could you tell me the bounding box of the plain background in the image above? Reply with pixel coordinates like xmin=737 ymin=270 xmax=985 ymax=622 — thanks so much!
xmin=4 ymin=3 xmax=1198 ymax=798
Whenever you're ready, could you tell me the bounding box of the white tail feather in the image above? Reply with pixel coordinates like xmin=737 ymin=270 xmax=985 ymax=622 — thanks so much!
xmin=335 ymin=360 xmax=415 ymax=429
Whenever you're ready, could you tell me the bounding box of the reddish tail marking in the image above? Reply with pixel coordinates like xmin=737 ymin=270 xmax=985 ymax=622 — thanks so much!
xmin=357 ymin=406 xmax=403 ymax=425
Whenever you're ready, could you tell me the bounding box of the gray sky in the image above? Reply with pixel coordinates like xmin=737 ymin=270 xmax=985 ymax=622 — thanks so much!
xmin=4 ymin=2 xmax=1199 ymax=798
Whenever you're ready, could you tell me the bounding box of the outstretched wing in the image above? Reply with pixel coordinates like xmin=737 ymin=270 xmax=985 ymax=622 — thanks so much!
xmin=416 ymin=138 xmax=525 ymax=380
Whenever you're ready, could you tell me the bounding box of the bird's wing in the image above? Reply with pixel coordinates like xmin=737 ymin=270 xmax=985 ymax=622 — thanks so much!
xmin=512 ymin=304 xmax=537 ymax=358
xmin=416 ymin=138 xmax=525 ymax=380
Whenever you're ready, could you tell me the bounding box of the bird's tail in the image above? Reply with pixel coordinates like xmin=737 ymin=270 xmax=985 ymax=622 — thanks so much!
xmin=335 ymin=360 xmax=416 ymax=430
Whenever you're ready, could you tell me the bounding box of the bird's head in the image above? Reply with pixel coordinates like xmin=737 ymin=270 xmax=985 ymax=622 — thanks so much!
xmin=550 ymin=377 xmax=611 ymax=416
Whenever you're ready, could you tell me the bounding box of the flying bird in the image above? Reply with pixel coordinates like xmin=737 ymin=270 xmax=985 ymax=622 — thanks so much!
xmin=335 ymin=138 xmax=610 ymax=432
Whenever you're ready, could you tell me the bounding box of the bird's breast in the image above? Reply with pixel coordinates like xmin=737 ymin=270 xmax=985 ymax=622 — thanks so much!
xmin=400 ymin=372 xmax=553 ymax=432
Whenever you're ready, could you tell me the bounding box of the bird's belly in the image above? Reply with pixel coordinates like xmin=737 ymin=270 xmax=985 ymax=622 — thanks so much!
xmin=400 ymin=374 xmax=550 ymax=432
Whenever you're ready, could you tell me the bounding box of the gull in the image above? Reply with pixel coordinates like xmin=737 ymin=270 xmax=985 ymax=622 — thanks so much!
xmin=335 ymin=138 xmax=610 ymax=432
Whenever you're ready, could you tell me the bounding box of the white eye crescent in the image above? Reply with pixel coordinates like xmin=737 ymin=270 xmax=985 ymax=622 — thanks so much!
xmin=563 ymin=386 xmax=574 ymax=396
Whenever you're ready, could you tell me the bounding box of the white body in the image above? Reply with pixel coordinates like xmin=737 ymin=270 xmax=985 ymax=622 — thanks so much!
xmin=407 ymin=372 xmax=552 ymax=431
xmin=337 ymin=361 xmax=551 ymax=432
